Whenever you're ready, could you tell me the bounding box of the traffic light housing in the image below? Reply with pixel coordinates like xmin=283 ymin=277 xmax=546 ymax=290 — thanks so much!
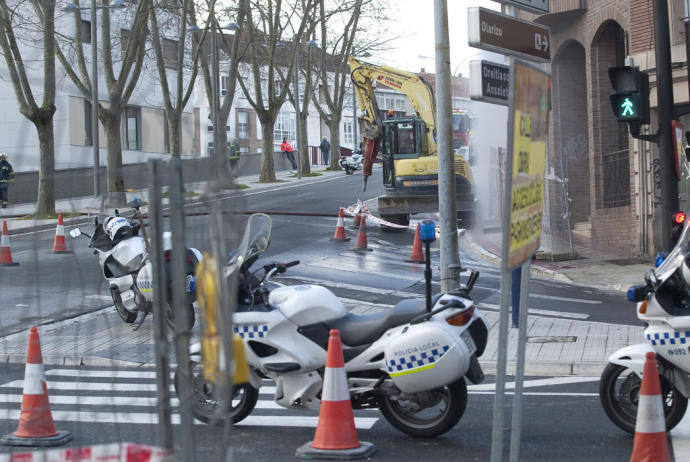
xmin=609 ymin=66 xmax=650 ymax=124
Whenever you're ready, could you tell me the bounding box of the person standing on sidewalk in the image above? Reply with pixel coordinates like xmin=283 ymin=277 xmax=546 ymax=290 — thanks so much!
xmin=280 ymin=137 xmax=297 ymax=172
xmin=319 ymin=137 xmax=330 ymax=166
xmin=228 ymin=138 xmax=240 ymax=172
xmin=0 ymin=153 xmax=14 ymax=208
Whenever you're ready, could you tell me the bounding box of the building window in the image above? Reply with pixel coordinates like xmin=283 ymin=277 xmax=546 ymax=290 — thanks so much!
xmin=343 ymin=121 xmax=353 ymax=145
xmin=84 ymin=100 xmax=93 ymax=146
xmin=603 ymin=148 xmax=630 ymax=208
xmin=207 ymin=142 xmax=214 ymax=157
xmin=238 ymin=111 xmax=249 ymax=139
xmin=239 ymin=146 xmax=249 ymax=153
xmin=162 ymin=38 xmax=178 ymax=69
xmin=221 ymin=76 xmax=228 ymax=96
xmin=123 ymin=106 xmax=141 ymax=150
xmin=274 ymin=112 xmax=295 ymax=143
xmin=80 ymin=20 xmax=91 ymax=44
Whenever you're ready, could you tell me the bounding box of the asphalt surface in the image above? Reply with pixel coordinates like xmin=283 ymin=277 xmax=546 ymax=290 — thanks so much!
xmin=0 ymin=364 xmax=634 ymax=461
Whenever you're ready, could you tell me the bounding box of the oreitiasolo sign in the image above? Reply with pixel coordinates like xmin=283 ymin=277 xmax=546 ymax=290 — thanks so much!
xmin=470 ymin=60 xmax=510 ymax=106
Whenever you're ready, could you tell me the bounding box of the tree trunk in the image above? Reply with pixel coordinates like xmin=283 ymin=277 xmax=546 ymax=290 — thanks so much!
xmin=299 ymin=114 xmax=310 ymax=175
xmin=260 ymin=122 xmax=277 ymax=182
xmin=103 ymin=112 xmax=127 ymax=207
xmin=214 ymin=127 xmax=232 ymax=187
xmin=328 ymin=120 xmax=341 ymax=170
xmin=35 ymin=120 xmax=55 ymax=216
xmin=168 ymin=115 xmax=180 ymax=157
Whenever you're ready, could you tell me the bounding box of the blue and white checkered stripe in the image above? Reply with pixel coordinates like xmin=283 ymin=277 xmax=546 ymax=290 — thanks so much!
xmin=647 ymin=331 xmax=690 ymax=346
xmin=233 ymin=324 xmax=269 ymax=339
xmin=386 ymin=345 xmax=450 ymax=373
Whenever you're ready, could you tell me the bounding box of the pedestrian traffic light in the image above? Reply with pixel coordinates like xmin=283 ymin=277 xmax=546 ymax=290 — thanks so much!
xmin=608 ymin=66 xmax=650 ymax=124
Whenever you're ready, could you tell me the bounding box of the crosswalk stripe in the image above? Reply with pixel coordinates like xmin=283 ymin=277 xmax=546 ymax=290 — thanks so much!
xmin=0 ymin=409 xmax=378 ymax=429
xmin=46 ymin=369 xmax=159 ymax=379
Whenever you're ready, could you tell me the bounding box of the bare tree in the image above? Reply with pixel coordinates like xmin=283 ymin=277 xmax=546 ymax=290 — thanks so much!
xmin=148 ymin=0 xmax=204 ymax=157
xmin=194 ymin=0 xmax=246 ymax=184
xmin=309 ymin=0 xmax=390 ymax=170
xmin=0 ymin=0 xmax=57 ymax=215
xmin=236 ymin=0 xmax=314 ymax=183
xmin=56 ymin=0 xmax=150 ymax=206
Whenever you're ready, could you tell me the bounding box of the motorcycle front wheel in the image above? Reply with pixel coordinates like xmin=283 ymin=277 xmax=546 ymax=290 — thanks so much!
xmin=111 ymin=290 xmax=137 ymax=324
xmin=599 ymin=362 xmax=688 ymax=433
xmin=379 ymin=378 xmax=467 ymax=437
xmin=174 ymin=363 xmax=259 ymax=424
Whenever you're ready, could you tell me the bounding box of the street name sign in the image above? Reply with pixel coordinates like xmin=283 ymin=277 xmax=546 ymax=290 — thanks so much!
xmin=496 ymin=0 xmax=549 ymax=14
xmin=470 ymin=60 xmax=510 ymax=106
xmin=467 ymin=7 xmax=551 ymax=63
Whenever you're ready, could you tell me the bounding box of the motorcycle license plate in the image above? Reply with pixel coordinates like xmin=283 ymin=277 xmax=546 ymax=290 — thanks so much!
xmin=461 ymin=330 xmax=476 ymax=355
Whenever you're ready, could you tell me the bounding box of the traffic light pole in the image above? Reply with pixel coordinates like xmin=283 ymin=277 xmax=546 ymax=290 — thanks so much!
xmin=653 ymin=0 xmax=679 ymax=251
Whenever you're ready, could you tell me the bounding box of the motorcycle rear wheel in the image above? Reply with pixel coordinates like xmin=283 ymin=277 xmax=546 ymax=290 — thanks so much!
xmin=599 ymin=362 xmax=688 ymax=434
xmin=379 ymin=378 xmax=467 ymax=437
xmin=175 ymin=363 xmax=259 ymax=424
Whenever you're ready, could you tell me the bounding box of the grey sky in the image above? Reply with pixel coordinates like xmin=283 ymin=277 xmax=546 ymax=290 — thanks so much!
xmin=371 ymin=0 xmax=501 ymax=76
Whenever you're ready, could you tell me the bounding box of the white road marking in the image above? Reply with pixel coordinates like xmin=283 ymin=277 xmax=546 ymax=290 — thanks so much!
xmin=529 ymin=293 xmax=603 ymax=305
xmin=86 ymin=295 xmax=113 ymax=301
xmin=15 ymin=304 xmax=29 ymax=307
xmin=469 ymin=376 xmax=599 ymax=391
xmin=282 ymin=275 xmax=420 ymax=299
xmin=478 ymin=302 xmax=589 ymax=320
xmin=46 ymin=369 xmax=158 ymax=379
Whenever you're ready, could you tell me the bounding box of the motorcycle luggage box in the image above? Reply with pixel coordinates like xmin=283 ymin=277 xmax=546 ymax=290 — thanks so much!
xmin=384 ymin=321 xmax=471 ymax=393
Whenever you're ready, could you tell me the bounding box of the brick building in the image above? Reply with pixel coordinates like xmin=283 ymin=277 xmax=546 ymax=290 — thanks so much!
xmin=523 ymin=0 xmax=689 ymax=256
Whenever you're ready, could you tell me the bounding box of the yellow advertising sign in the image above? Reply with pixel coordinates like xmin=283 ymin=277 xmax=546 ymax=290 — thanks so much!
xmin=506 ymin=61 xmax=550 ymax=269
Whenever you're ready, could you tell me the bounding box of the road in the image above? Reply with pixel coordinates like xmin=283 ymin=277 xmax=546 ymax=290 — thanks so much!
xmin=0 ymin=169 xmax=648 ymax=459
xmin=0 ymin=168 xmax=635 ymax=337
xmin=0 ymin=363 xmax=636 ymax=461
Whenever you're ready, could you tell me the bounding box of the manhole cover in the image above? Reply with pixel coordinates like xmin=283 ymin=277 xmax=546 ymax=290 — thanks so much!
xmin=527 ymin=336 xmax=577 ymax=344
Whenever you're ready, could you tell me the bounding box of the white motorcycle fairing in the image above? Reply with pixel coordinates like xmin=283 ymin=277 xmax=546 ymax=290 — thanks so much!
xmin=235 ymin=285 xmax=483 ymax=410
xmin=608 ymin=343 xmax=690 ymax=398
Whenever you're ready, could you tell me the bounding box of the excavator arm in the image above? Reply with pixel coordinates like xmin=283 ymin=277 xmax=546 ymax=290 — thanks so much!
xmin=348 ymin=56 xmax=438 ymax=190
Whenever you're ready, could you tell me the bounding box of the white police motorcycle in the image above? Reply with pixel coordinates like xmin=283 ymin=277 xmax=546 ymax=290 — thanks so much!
xmin=599 ymin=217 xmax=690 ymax=433
xmin=179 ymin=214 xmax=488 ymax=437
xmin=70 ymin=205 xmax=200 ymax=330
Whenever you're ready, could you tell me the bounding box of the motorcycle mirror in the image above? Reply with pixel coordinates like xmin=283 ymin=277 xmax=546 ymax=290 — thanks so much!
xmin=69 ymin=228 xmax=82 ymax=238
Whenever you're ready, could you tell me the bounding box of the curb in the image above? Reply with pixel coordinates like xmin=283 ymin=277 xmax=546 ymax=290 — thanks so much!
xmin=479 ymin=360 xmax=606 ymax=377
xmin=458 ymin=230 xmax=573 ymax=284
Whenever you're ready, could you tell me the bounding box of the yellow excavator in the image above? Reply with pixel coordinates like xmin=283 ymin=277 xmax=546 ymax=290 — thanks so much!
xmin=349 ymin=56 xmax=476 ymax=227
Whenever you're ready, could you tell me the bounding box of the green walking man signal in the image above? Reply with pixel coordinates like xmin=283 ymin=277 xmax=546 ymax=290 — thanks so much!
xmin=608 ymin=66 xmax=650 ymax=124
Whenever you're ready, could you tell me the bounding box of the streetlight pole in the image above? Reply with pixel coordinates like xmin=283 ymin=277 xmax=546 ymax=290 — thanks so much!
xmin=210 ymin=16 xmax=221 ymax=186
xmin=63 ymin=0 xmax=125 ymax=197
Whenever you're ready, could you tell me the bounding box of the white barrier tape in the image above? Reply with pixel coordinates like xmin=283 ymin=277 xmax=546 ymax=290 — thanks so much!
xmin=341 ymin=200 xmax=444 ymax=232
xmin=0 ymin=442 xmax=174 ymax=462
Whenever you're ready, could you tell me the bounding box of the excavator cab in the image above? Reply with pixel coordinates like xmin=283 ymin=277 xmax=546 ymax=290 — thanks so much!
xmin=381 ymin=117 xmax=430 ymax=188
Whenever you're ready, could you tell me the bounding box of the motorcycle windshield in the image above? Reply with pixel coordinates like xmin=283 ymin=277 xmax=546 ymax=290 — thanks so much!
xmin=225 ymin=213 xmax=271 ymax=278
xmin=654 ymin=219 xmax=690 ymax=284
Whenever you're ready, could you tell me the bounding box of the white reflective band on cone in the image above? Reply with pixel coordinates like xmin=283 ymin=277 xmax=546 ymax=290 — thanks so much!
xmin=56 ymin=225 xmax=65 ymax=235
xmin=1 ymin=234 xmax=8 ymax=246
xmin=22 ymin=362 xmax=47 ymax=395
xmin=321 ymin=367 xmax=350 ymax=402
xmin=635 ymin=394 xmax=666 ymax=433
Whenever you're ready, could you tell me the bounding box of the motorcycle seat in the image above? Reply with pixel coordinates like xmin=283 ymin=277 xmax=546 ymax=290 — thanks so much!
xmin=326 ymin=298 xmax=432 ymax=347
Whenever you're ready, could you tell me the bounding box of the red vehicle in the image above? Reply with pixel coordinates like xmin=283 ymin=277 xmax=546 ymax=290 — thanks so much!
xmin=452 ymin=108 xmax=473 ymax=149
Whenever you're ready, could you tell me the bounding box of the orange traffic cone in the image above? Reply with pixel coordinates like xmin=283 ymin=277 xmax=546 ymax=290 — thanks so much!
xmin=330 ymin=208 xmax=351 ymax=242
xmin=406 ymin=222 xmax=425 ymax=263
xmin=295 ymin=329 xmax=375 ymax=459
xmin=0 ymin=327 xmax=72 ymax=447
xmin=350 ymin=212 xmax=361 ymax=229
xmin=0 ymin=220 xmax=18 ymax=266
xmin=351 ymin=215 xmax=372 ymax=252
xmin=629 ymin=352 xmax=671 ymax=462
xmin=52 ymin=213 xmax=70 ymax=253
